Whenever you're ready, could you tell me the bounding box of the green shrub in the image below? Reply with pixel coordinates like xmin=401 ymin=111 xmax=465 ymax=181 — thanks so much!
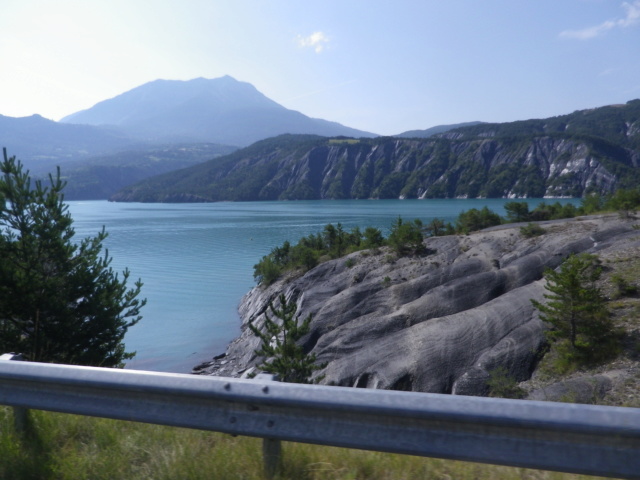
xmin=520 ymin=223 xmax=546 ymax=238
xmin=455 ymin=207 xmax=502 ymax=233
xmin=387 ymin=216 xmax=425 ymax=255
xmin=486 ymin=366 xmax=526 ymax=399
xmin=253 ymin=255 xmax=282 ymax=286
xmin=612 ymin=274 xmax=638 ymax=298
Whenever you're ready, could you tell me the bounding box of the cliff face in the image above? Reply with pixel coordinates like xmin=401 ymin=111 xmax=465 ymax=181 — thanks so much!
xmin=194 ymin=215 xmax=640 ymax=396
xmin=112 ymin=130 xmax=639 ymax=202
xmin=266 ymin=136 xmax=626 ymax=199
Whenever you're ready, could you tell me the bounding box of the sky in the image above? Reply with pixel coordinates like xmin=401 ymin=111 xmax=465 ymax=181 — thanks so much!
xmin=1 ymin=0 xmax=639 ymax=136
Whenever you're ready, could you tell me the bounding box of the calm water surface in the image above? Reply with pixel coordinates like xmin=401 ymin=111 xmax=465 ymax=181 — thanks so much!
xmin=68 ymin=199 xmax=578 ymax=373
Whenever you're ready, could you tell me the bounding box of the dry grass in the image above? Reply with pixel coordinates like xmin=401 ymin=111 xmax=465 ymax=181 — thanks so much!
xmin=0 ymin=407 xmax=610 ymax=480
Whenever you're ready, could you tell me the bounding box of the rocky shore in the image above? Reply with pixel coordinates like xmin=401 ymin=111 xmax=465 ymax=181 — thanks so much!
xmin=194 ymin=214 xmax=640 ymax=400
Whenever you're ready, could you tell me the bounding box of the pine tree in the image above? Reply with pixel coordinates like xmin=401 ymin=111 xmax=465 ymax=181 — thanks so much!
xmin=387 ymin=216 xmax=425 ymax=255
xmin=0 ymin=149 xmax=145 ymax=367
xmin=249 ymin=293 xmax=325 ymax=383
xmin=531 ymin=253 xmax=616 ymax=361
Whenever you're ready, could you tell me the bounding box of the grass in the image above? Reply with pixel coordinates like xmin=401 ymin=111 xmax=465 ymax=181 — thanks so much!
xmin=0 ymin=407 xmax=609 ymax=480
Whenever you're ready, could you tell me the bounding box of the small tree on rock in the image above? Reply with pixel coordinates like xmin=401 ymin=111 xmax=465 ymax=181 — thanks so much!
xmin=388 ymin=216 xmax=425 ymax=255
xmin=249 ymin=293 xmax=325 ymax=383
xmin=531 ymin=253 xmax=617 ymax=364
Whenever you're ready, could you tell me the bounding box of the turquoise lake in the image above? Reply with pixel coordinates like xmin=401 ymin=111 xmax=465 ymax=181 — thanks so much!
xmin=68 ymin=199 xmax=579 ymax=373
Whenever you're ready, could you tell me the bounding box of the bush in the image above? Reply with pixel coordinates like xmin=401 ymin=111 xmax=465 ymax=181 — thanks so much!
xmin=486 ymin=366 xmax=526 ymax=399
xmin=253 ymin=255 xmax=282 ymax=286
xmin=504 ymin=201 xmax=530 ymax=223
xmin=455 ymin=207 xmax=502 ymax=233
xmin=387 ymin=217 xmax=424 ymax=255
xmin=611 ymin=274 xmax=638 ymax=298
xmin=520 ymin=223 xmax=546 ymax=238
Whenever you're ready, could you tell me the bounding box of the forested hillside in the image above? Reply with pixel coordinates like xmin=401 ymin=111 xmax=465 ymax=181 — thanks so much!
xmin=111 ymin=100 xmax=640 ymax=202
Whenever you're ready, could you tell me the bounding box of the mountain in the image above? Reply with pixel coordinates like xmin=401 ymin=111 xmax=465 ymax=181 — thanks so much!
xmin=395 ymin=121 xmax=485 ymax=138
xmin=110 ymin=100 xmax=640 ymax=202
xmin=0 ymin=113 xmax=142 ymax=170
xmin=48 ymin=143 xmax=237 ymax=200
xmin=60 ymin=76 xmax=376 ymax=146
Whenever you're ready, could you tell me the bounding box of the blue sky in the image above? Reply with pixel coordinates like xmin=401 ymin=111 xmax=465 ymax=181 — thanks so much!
xmin=1 ymin=0 xmax=639 ymax=135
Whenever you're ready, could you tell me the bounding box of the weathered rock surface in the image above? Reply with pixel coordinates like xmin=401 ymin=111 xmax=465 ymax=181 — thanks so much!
xmin=526 ymin=373 xmax=620 ymax=403
xmin=193 ymin=215 xmax=640 ymax=396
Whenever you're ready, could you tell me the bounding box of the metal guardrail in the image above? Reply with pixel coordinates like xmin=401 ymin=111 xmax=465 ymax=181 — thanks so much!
xmin=1 ymin=355 xmax=639 ymax=479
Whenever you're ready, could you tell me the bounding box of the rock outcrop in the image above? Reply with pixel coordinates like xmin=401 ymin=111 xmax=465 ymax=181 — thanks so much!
xmin=194 ymin=215 xmax=640 ymax=396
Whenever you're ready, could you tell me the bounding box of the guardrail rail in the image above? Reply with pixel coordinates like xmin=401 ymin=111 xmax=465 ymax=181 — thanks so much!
xmin=1 ymin=354 xmax=639 ymax=479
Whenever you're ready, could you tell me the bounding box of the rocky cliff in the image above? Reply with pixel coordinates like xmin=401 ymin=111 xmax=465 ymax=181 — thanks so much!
xmin=194 ymin=214 xmax=640 ymax=397
xmin=112 ymin=100 xmax=640 ymax=202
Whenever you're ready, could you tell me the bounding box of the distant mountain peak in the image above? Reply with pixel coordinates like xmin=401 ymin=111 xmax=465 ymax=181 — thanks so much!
xmin=60 ymin=77 xmax=374 ymax=146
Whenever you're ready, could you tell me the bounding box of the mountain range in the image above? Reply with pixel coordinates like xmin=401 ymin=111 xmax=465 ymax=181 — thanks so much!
xmin=111 ymin=99 xmax=640 ymax=202
xmin=2 ymin=76 xmax=639 ymax=201
xmin=1 ymin=76 xmax=381 ymax=199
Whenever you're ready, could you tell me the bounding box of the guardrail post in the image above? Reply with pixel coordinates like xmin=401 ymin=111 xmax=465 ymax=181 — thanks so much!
xmin=0 ymin=353 xmax=29 ymax=435
xmin=262 ymin=437 xmax=281 ymax=480
xmin=254 ymin=373 xmax=281 ymax=479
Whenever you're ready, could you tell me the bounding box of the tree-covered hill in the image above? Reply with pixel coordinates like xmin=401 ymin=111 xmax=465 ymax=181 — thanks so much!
xmin=110 ymin=100 xmax=640 ymax=202
xmin=43 ymin=143 xmax=238 ymax=200
xmin=441 ymin=99 xmax=640 ymax=150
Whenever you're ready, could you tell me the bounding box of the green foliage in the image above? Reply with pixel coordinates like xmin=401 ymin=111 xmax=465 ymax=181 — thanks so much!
xmin=504 ymin=201 xmax=530 ymax=223
xmin=520 ymin=223 xmax=546 ymax=238
xmin=362 ymin=226 xmax=385 ymax=249
xmin=387 ymin=217 xmax=425 ymax=255
xmin=252 ymin=255 xmax=282 ymax=286
xmin=423 ymin=217 xmax=452 ymax=237
xmin=579 ymin=193 xmax=605 ymax=214
xmin=611 ymin=274 xmax=638 ymax=298
xmin=249 ymin=294 xmax=325 ymax=384
xmin=606 ymin=188 xmax=640 ymax=217
xmin=529 ymin=201 xmax=577 ymax=221
xmin=486 ymin=366 xmax=526 ymax=399
xmin=0 ymin=149 xmax=145 ymax=367
xmin=531 ymin=254 xmax=619 ymax=365
xmin=253 ymin=223 xmax=386 ymax=285
xmin=455 ymin=206 xmax=502 ymax=233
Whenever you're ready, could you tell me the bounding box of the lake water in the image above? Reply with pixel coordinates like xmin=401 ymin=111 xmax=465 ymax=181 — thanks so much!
xmin=67 ymin=199 xmax=579 ymax=373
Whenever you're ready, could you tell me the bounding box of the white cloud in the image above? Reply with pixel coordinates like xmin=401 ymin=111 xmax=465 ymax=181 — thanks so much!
xmin=297 ymin=31 xmax=330 ymax=53
xmin=560 ymin=1 xmax=640 ymax=39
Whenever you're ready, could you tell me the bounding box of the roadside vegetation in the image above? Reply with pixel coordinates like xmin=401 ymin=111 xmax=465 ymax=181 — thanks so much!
xmin=0 ymin=149 xmax=145 ymax=366
xmin=0 ymin=407 xmax=608 ymax=480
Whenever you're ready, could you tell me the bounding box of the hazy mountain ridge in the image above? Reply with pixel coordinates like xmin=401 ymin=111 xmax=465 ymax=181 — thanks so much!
xmin=60 ymin=76 xmax=376 ymax=146
xmin=0 ymin=113 xmax=142 ymax=169
xmin=111 ymin=99 xmax=640 ymax=202
xmin=55 ymin=143 xmax=237 ymax=200
xmin=2 ymin=76 xmax=375 ymax=199
xmin=395 ymin=121 xmax=485 ymax=138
